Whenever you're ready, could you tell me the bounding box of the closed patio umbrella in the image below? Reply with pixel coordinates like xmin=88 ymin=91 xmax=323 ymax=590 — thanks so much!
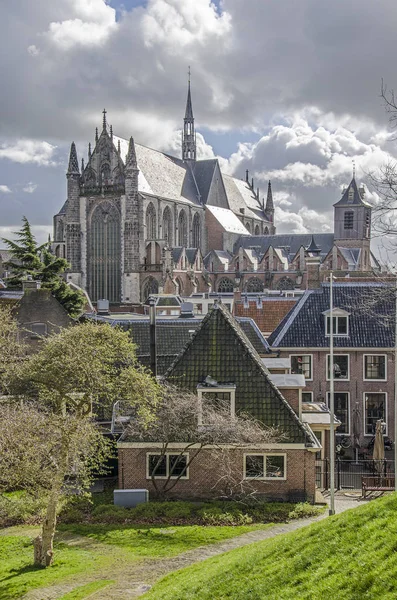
xmin=352 ymin=402 xmax=361 ymax=464
xmin=373 ymin=419 xmax=385 ymax=476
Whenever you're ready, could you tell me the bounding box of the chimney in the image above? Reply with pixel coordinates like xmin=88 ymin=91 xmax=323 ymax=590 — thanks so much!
xmin=22 ymin=279 xmax=41 ymax=292
xmin=305 ymin=255 xmax=321 ymax=289
xmin=179 ymin=302 xmax=195 ymax=319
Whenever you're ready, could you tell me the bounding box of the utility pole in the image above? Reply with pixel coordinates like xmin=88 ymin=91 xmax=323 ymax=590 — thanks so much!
xmin=329 ymin=272 xmax=335 ymax=515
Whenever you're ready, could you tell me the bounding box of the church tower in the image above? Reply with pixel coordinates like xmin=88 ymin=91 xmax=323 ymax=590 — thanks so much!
xmin=182 ymin=70 xmax=196 ymax=162
xmin=333 ymin=174 xmax=372 ymax=270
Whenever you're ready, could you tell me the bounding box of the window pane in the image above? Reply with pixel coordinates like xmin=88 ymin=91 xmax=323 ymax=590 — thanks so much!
xmin=202 ymin=391 xmax=231 ymax=422
xmin=148 ymin=454 xmax=167 ymax=477
xmin=328 ymin=392 xmax=349 ymax=434
xmin=365 ymin=356 xmax=386 ymax=380
xmin=302 ymin=392 xmax=313 ymax=403
xmin=169 ymin=455 xmax=187 ymax=478
xmin=328 ymin=355 xmax=349 ymax=379
xmin=365 ymin=394 xmax=386 ymax=435
xmin=337 ymin=317 xmax=347 ymax=335
xmin=291 ymin=355 xmax=312 ymax=379
xmin=245 ymin=455 xmax=264 ymax=478
xmin=265 ymin=455 xmax=285 ymax=478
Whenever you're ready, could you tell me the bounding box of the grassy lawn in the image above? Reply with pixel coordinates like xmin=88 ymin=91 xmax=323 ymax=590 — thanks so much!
xmin=143 ymin=493 xmax=397 ymax=600
xmin=0 ymin=522 xmax=269 ymax=599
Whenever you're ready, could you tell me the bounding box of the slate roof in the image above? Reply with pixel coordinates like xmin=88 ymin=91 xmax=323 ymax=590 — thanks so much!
xmin=223 ymin=175 xmax=269 ymax=222
xmin=88 ymin=313 xmax=270 ymax=374
xmin=186 ymin=248 xmax=198 ymax=266
xmin=164 ymin=303 xmax=316 ymax=445
xmin=172 ymin=247 xmax=184 ymax=264
xmin=206 ymin=205 xmax=250 ymax=234
xmin=193 ymin=160 xmax=217 ymax=204
xmin=268 ymin=283 xmax=395 ymax=348
xmin=234 ymin=233 xmax=335 ymax=261
xmin=334 ymin=177 xmax=371 ymax=207
xmin=203 ymin=249 xmax=233 ymax=270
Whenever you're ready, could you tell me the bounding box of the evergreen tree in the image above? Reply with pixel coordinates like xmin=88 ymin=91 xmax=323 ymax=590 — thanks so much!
xmin=2 ymin=217 xmax=85 ymax=317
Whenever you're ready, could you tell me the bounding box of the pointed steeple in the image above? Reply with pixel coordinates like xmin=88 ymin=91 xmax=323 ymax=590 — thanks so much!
xmin=81 ymin=158 xmax=85 ymax=172
xmin=182 ymin=67 xmax=196 ymax=163
xmin=67 ymin=142 xmax=80 ymax=175
xmin=102 ymin=108 xmax=107 ymax=131
xmin=306 ymin=234 xmax=321 ymax=255
xmin=264 ymin=180 xmax=274 ymax=222
xmin=95 ymin=128 xmax=99 ymax=143
xmin=125 ymin=136 xmax=138 ymax=168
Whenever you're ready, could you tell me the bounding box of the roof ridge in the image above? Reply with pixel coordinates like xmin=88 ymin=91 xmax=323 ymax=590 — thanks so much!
xmin=271 ymin=290 xmax=313 ymax=347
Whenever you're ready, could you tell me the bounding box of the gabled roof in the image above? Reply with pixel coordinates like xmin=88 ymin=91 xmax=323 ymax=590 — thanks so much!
xmin=203 ymin=249 xmax=233 ymax=270
xmin=172 ymin=247 xmax=184 ymax=264
xmin=234 ymin=233 xmax=335 ymax=262
xmin=88 ymin=313 xmax=270 ymax=374
xmin=268 ymin=283 xmax=395 ymax=348
xmin=193 ymin=159 xmax=218 ymax=204
xmin=223 ymin=175 xmax=268 ymax=222
xmin=186 ymin=247 xmax=199 ymax=266
xmin=334 ymin=177 xmax=371 ymax=207
xmin=164 ymin=303 xmax=316 ymax=444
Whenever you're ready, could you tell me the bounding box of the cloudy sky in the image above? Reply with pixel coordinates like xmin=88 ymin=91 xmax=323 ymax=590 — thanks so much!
xmin=1 ymin=0 xmax=397 ymax=253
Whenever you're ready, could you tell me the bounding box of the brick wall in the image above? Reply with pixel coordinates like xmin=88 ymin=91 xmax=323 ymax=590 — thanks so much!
xmin=118 ymin=446 xmax=316 ymax=503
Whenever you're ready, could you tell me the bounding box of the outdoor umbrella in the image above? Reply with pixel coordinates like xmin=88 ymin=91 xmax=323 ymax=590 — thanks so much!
xmin=373 ymin=419 xmax=385 ymax=476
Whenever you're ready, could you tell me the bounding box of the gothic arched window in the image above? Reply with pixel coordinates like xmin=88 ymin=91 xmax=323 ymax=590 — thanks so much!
xmin=100 ymin=163 xmax=111 ymax=186
xmin=162 ymin=206 xmax=173 ymax=246
xmin=217 ymin=277 xmax=234 ymax=293
xmin=277 ymin=276 xmax=295 ymax=291
xmin=245 ymin=277 xmax=264 ymax=293
xmin=176 ymin=277 xmax=183 ymax=294
xmin=142 ymin=277 xmax=159 ymax=302
xmin=89 ymin=202 xmax=121 ymax=303
xmin=254 ymin=224 xmax=260 ymax=235
xmin=146 ymin=203 xmax=157 ymax=240
xmin=264 ymin=227 xmax=269 ymax=235
xmin=245 ymin=222 xmax=251 ymax=233
xmin=178 ymin=209 xmax=188 ymax=246
xmin=192 ymin=213 xmax=201 ymax=248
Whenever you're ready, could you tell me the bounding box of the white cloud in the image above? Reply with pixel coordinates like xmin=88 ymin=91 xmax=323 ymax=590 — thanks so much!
xmin=23 ymin=182 xmax=38 ymax=194
xmin=46 ymin=0 xmax=117 ymax=49
xmin=0 ymin=225 xmax=51 ymax=245
xmin=27 ymin=44 xmax=40 ymax=56
xmin=0 ymin=185 xmax=11 ymax=194
xmin=0 ymin=140 xmax=58 ymax=167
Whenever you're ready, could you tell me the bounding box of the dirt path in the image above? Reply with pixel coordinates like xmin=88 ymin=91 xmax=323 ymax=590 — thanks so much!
xmin=23 ymin=493 xmax=367 ymax=600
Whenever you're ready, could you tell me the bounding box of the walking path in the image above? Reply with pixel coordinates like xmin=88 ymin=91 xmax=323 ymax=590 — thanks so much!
xmin=24 ymin=492 xmax=368 ymax=600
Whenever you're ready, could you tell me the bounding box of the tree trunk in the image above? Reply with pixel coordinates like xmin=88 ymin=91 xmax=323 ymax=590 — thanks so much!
xmin=34 ymin=483 xmax=61 ymax=567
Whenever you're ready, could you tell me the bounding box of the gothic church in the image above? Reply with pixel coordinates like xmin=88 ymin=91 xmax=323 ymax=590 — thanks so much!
xmin=53 ymin=83 xmax=376 ymax=305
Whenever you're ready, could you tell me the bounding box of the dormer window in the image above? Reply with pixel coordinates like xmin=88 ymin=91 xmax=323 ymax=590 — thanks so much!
xmin=323 ymin=308 xmax=349 ymax=336
xmin=347 ymin=187 xmax=354 ymax=203
xmin=197 ymin=384 xmax=236 ymax=426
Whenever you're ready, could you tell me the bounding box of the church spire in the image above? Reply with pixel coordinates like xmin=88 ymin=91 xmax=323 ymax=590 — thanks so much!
xmin=67 ymin=142 xmax=80 ymax=175
xmin=182 ymin=67 xmax=196 ymax=163
xmin=126 ymin=136 xmax=138 ymax=168
xmin=265 ymin=180 xmax=274 ymax=221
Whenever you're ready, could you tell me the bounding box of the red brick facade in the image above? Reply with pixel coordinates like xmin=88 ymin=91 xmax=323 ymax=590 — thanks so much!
xmin=118 ymin=445 xmax=316 ymax=503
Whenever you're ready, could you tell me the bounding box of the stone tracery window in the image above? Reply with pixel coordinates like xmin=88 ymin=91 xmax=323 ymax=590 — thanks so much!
xmin=146 ymin=203 xmax=157 ymax=240
xmin=178 ymin=209 xmax=188 ymax=246
xmin=89 ymin=202 xmax=121 ymax=303
xmin=162 ymin=206 xmax=173 ymax=246
xmin=217 ymin=277 xmax=234 ymax=293
xmin=245 ymin=277 xmax=264 ymax=293
xmin=142 ymin=277 xmax=159 ymax=302
xmin=277 ymin=276 xmax=295 ymax=291
xmin=192 ymin=213 xmax=201 ymax=248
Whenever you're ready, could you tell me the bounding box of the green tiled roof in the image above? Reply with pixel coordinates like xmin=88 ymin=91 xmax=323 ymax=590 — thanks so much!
xmin=165 ymin=303 xmax=313 ymax=445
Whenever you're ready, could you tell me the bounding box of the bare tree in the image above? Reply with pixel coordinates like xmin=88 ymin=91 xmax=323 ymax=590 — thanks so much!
xmin=0 ymin=304 xmax=25 ymax=394
xmin=125 ymin=385 xmax=280 ymax=499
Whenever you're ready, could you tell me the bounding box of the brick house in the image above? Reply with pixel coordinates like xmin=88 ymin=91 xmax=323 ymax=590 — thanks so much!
xmin=268 ymin=282 xmax=395 ymax=458
xmin=118 ymin=302 xmax=321 ymax=502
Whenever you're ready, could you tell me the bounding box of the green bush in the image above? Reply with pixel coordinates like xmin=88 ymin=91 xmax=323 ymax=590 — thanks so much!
xmin=0 ymin=492 xmax=47 ymax=527
xmin=91 ymin=504 xmax=130 ymax=524
xmin=200 ymin=509 xmax=253 ymax=526
xmin=288 ymin=502 xmax=321 ymax=520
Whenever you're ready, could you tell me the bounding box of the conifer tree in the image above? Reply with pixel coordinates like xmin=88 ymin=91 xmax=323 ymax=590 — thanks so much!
xmin=2 ymin=217 xmax=85 ymax=317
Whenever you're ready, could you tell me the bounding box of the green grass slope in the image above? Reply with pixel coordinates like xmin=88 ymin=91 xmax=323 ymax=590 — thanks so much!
xmin=144 ymin=494 xmax=397 ymax=600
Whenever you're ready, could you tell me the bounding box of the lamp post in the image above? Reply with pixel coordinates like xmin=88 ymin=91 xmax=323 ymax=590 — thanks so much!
xmin=329 ymin=272 xmax=335 ymax=515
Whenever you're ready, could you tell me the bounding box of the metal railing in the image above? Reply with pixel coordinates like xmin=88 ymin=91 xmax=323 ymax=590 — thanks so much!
xmin=316 ymin=459 xmax=396 ymax=491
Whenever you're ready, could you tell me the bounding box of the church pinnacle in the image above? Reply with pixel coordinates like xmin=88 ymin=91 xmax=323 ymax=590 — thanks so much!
xmin=182 ymin=67 xmax=196 ymax=163
xmin=265 ymin=180 xmax=274 ymax=221
xmin=67 ymin=142 xmax=80 ymax=175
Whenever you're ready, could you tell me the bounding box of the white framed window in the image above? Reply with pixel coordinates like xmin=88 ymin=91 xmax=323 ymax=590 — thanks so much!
xmin=323 ymin=309 xmax=349 ymax=336
xmin=327 ymin=391 xmax=350 ymax=434
xmin=363 ymin=355 xmax=387 ymax=381
xmin=197 ymin=385 xmax=236 ymax=426
xmin=364 ymin=393 xmax=387 ymax=436
xmin=301 ymin=392 xmax=313 ymax=403
xmin=290 ymin=355 xmax=313 ymax=380
xmin=326 ymin=354 xmax=350 ymax=380
xmin=244 ymin=454 xmax=286 ymax=480
xmin=146 ymin=453 xmax=189 ymax=479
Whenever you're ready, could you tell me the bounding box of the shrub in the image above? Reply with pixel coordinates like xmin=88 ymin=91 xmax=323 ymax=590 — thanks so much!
xmin=0 ymin=492 xmax=47 ymax=527
xmin=91 ymin=504 xmax=130 ymax=524
xmin=288 ymin=502 xmax=322 ymax=520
